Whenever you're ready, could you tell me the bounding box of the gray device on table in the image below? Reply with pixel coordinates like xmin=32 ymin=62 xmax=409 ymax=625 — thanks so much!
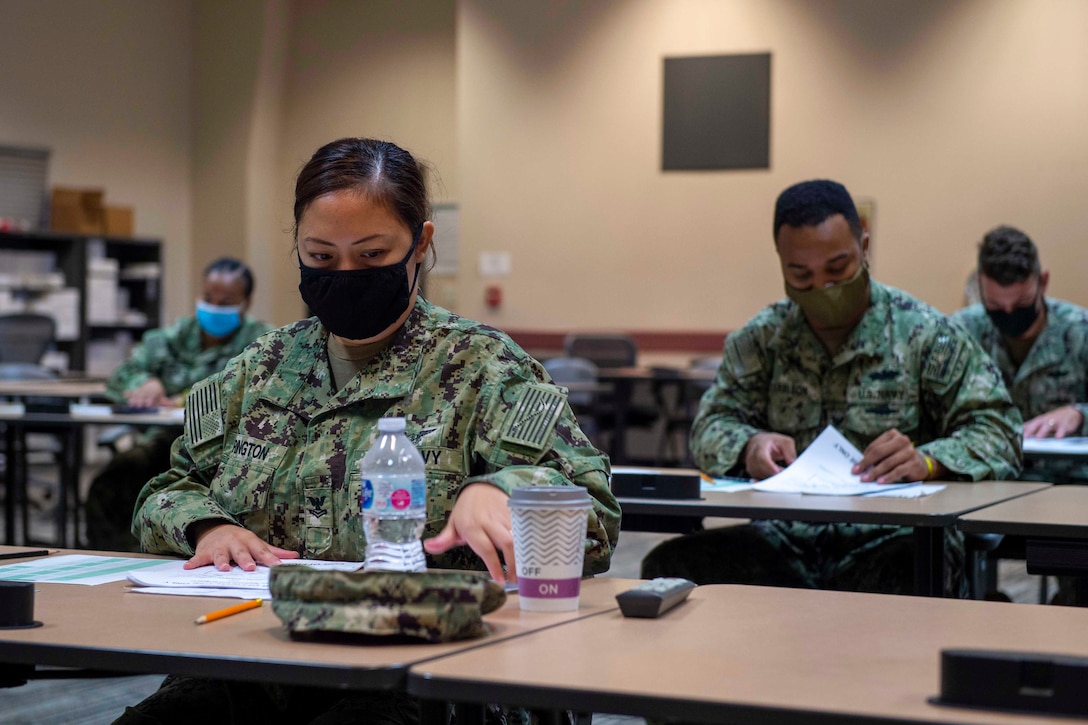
xmin=616 ymin=577 xmax=695 ymax=618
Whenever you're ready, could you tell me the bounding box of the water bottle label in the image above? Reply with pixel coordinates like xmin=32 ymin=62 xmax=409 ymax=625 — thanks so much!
xmin=390 ymin=488 xmax=411 ymax=510
xmin=363 ymin=478 xmax=426 ymax=513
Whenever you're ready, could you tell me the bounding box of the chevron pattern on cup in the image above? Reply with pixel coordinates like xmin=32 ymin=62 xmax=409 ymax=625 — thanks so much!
xmin=511 ymin=509 xmax=589 ymax=567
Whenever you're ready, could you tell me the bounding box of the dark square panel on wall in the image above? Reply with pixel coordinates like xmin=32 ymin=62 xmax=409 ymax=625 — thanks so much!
xmin=662 ymin=53 xmax=771 ymax=171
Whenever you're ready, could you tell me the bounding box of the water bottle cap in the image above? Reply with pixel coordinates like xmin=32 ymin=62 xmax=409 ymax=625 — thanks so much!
xmin=377 ymin=417 xmax=406 ymax=432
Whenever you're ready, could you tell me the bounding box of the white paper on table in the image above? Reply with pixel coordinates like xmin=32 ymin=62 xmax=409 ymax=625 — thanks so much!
xmin=126 ymin=558 xmax=363 ymax=590
xmin=128 ymin=586 xmax=270 ymax=600
xmin=1022 ymin=436 xmax=1088 ymax=454
xmin=751 ymin=426 xmax=918 ymax=496
xmin=862 ymin=484 xmax=945 ymax=498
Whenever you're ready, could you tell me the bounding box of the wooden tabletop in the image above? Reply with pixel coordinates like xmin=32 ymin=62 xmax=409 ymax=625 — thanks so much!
xmin=958 ymin=485 xmax=1088 ymax=539
xmin=617 ymin=480 xmax=1052 ymax=528
xmin=0 ymin=378 xmax=106 ymax=398
xmin=0 ymin=549 xmax=635 ymax=690
xmin=0 ymin=408 xmax=184 ymax=427
xmin=409 ymin=583 xmax=1088 ymax=724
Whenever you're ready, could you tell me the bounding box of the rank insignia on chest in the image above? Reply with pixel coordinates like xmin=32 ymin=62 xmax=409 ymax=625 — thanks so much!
xmin=186 ymin=378 xmax=224 ymax=447
xmin=501 ymin=384 xmax=565 ymax=451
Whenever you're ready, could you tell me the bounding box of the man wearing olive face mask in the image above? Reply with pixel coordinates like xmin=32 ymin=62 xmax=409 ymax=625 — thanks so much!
xmin=642 ymin=179 xmax=1022 ymax=595
xmin=952 ymin=226 xmax=1088 ymax=479
xmin=85 ymin=258 xmax=273 ymax=551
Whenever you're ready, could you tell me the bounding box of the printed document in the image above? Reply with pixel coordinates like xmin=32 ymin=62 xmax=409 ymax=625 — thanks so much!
xmin=752 ymin=426 xmax=928 ymax=496
xmin=127 ymin=558 xmax=363 ymax=599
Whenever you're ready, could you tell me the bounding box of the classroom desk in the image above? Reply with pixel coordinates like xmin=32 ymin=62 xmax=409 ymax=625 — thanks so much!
xmin=0 ymin=378 xmax=106 ymax=401
xmin=0 ymin=408 xmax=183 ymax=547
xmin=959 ymin=485 xmax=1088 ymax=605
xmin=409 ymin=583 xmax=1088 ymax=725
xmin=0 ymin=547 xmax=635 ymax=692
xmin=616 ymin=481 xmax=1052 ymax=597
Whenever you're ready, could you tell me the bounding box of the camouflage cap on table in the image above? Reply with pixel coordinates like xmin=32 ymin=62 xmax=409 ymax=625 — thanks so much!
xmin=269 ymin=567 xmax=506 ymax=643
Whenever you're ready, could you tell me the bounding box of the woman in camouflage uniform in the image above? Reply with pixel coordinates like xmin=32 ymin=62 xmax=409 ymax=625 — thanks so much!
xmin=119 ymin=138 xmax=619 ymax=724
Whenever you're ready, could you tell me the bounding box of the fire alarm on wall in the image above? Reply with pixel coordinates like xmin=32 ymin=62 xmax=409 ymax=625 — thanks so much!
xmin=485 ymin=285 xmax=502 ymax=308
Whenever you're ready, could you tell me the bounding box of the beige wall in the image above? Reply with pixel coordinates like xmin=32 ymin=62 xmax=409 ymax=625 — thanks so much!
xmin=458 ymin=0 xmax=1088 ymax=332
xmin=191 ymin=0 xmax=290 ymax=320
xmin=5 ymin=0 xmax=1088 ymax=336
xmin=0 ymin=0 xmax=194 ymax=320
xmin=271 ymin=0 xmax=459 ymax=324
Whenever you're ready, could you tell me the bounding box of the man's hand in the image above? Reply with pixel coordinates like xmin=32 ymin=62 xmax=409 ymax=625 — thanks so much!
xmin=185 ymin=523 xmax=300 ymax=572
xmin=853 ymin=428 xmax=935 ymax=483
xmin=743 ymin=432 xmax=798 ymax=480
xmin=1024 ymin=405 xmax=1084 ymax=439
xmin=424 ymin=483 xmax=515 ymax=584
xmin=125 ymin=378 xmax=170 ymax=408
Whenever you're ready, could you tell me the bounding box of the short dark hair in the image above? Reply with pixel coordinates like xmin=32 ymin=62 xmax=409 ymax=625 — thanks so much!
xmin=773 ymin=179 xmax=862 ymax=241
xmin=977 ymin=225 xmax=1040 ymax=286
xmin=203 ymin=257 xmax=254 ymax=298
xmin=293 ymin=138 xmax=431 ymax=240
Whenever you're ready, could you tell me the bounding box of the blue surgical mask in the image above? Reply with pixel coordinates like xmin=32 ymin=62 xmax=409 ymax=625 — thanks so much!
xmin=196 ymin=300 xmax=243 ymax=338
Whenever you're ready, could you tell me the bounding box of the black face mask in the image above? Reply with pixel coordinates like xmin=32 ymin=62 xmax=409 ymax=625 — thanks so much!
xmin=298 ymin=228 xmax=422 ymax=340
xmin=986 ymin=296 xmax=1042 ymax=339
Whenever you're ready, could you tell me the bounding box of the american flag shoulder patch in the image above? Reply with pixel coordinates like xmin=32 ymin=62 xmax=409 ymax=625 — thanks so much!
xmin=185 ymin=378 xmax=224 ymax=448
xmin=501 ymin=383 xmax=566 ymax=451
xmin=923 ymin=334 xmax=965 ymax=386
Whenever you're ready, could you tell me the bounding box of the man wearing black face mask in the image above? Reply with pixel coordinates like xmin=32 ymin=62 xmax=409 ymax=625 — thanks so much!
xmin=953 ymin=226 xmax=1088 ymax=476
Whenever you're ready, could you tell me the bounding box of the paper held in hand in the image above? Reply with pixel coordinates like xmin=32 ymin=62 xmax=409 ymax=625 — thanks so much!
xmin=750 ymin=425 xmax=944 ymax=497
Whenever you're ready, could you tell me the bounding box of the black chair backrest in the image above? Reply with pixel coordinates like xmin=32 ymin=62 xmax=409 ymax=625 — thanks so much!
xmin=0 ymin=313 xmax=56 ymax=364
xmin=563 ymin=334 xmax=637 ymax=369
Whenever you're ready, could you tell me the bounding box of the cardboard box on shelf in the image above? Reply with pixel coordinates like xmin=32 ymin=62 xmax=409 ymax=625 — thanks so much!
xmin=51 ymin=187 xmax=105 ymax=235
xmin=104 ymin=205 xmax=134 ymax=237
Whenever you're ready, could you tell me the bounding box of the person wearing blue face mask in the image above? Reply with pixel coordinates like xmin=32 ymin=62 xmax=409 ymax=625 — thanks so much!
xmin=84 ymin=257 xmax=273 ymax=551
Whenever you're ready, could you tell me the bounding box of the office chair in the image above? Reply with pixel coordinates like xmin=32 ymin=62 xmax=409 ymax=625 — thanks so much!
xmin=0 ymin=313 xmax=63 ymax=540
xmin=542 ymin=356 xmax=599 ymax=409
xmin=0 ymin=313 xmax=57 ymax=365
xmin=656 ymin=355 xmax=722 ymax=465
xmin=563 ymin=333 xmax=637 ymax=369
xmin=561 ymin=334 xmax=658 ymax=464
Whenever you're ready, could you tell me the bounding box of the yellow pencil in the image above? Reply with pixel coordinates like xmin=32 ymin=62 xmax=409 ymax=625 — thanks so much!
xmin=195 ymin=598 xmax=263 ymax=625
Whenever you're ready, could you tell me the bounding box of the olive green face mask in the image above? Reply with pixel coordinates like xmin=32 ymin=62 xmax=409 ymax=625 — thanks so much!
xmin=785 ymin=263 xmax=871 ymax=328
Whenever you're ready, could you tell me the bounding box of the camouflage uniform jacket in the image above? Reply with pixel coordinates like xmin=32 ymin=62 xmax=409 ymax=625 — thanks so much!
xmin=952 ymin=299 xmax=1088 ymax=433
xmin=692 ymin=281 xmax=1022 ymax=480
xmin=133 ymin=297 xmax=619 ymax=575
xmin=105 ymin=314 xmax=274 ymax=401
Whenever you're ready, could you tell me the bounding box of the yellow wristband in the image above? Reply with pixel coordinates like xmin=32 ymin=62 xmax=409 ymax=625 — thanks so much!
xmin=924 ymin=455 xmax=935 ymax=480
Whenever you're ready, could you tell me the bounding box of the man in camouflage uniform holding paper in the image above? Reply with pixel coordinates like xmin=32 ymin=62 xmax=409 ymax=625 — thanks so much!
xmin=952 ymin=225 xmax=1088 ymax=483
xmin=642 ymin=179 xmax=1021 ymax=595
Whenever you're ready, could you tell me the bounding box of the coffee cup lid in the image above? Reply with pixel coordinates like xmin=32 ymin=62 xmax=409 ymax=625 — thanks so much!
xmin=508 ymin=486 xmax=593 ymax=510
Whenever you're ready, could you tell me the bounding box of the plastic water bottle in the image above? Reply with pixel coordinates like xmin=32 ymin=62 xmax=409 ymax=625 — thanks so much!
xmin=360 ymin=417 xmax=427 ymax=572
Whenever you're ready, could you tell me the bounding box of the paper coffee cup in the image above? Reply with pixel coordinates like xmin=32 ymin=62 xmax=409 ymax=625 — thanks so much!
xmin=508 ymin=486 xmax=592 ymax=611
